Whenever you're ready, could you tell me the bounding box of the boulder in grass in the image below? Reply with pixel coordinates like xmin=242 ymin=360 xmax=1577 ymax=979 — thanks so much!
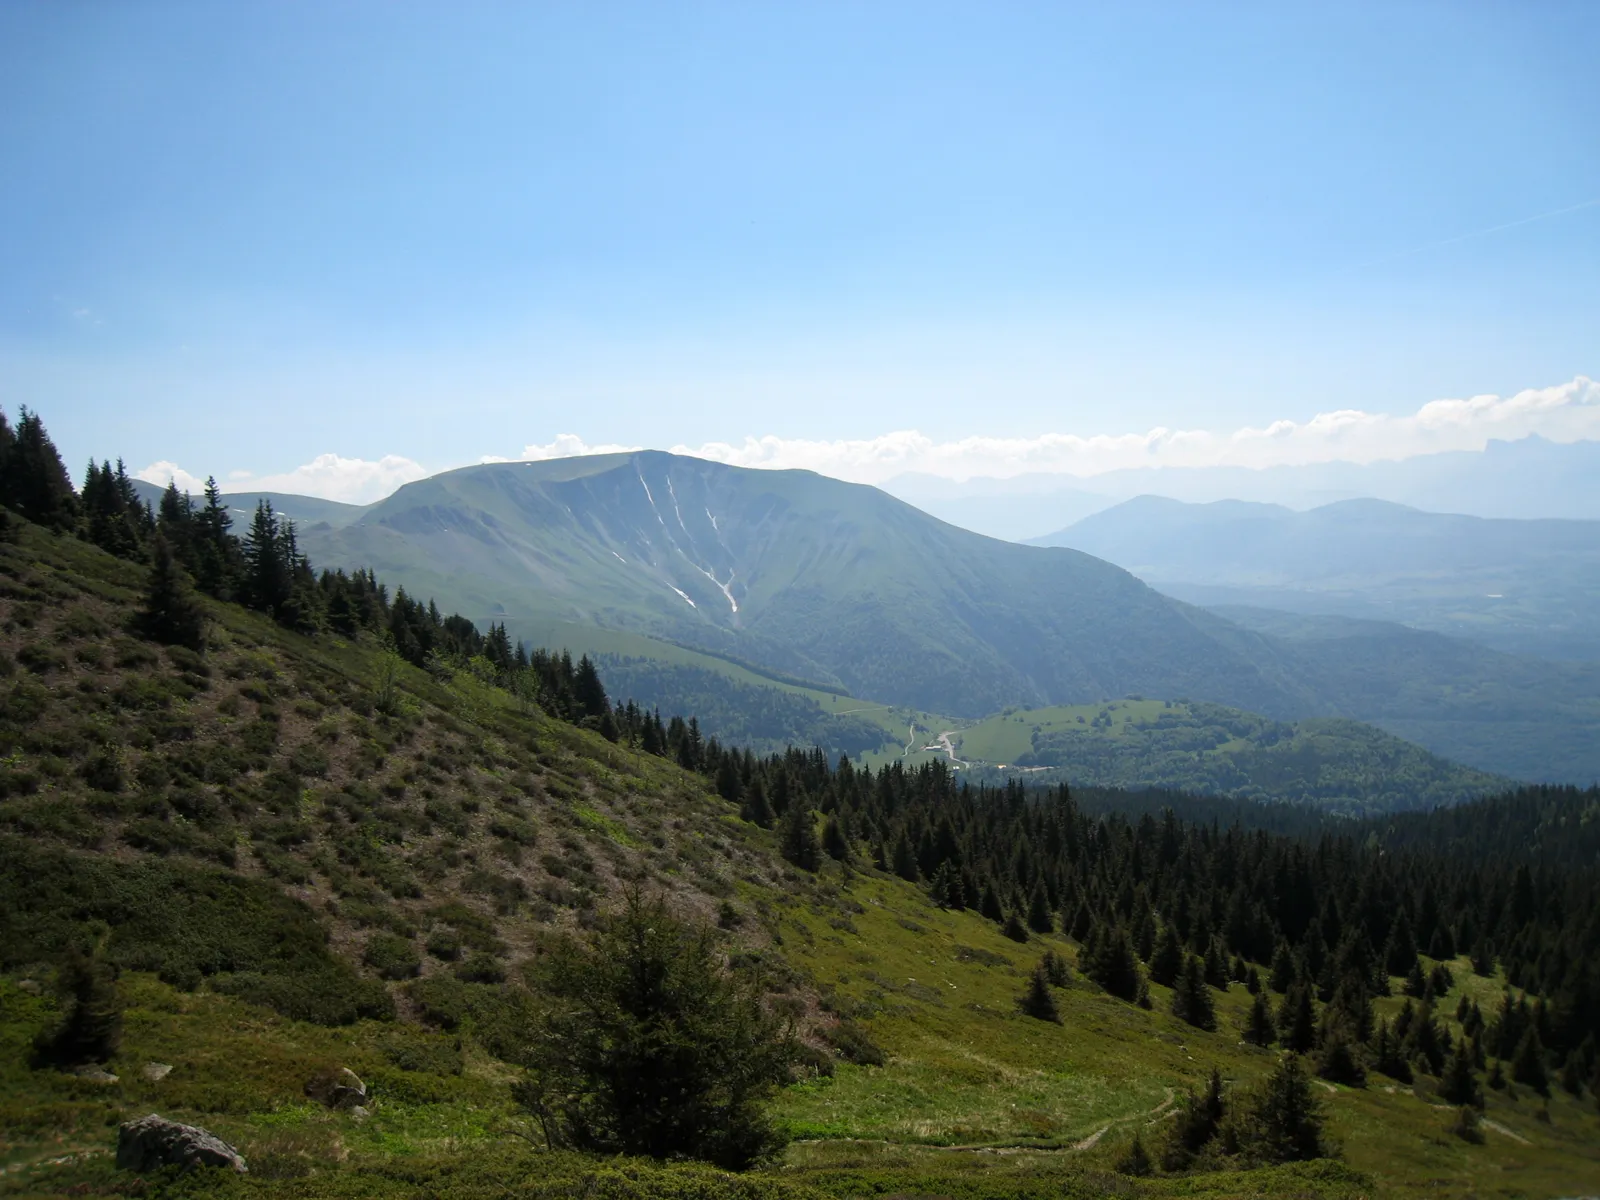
xmin=116 ymin=1113 xmax=247 ymax=1174
xmin=304 ymin=1066 xmax=367 ymax=1109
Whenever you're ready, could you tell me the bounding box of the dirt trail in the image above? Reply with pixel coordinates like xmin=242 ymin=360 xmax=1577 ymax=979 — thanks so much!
xmin=1480 ymin=1118 xmax=1531 ymax=1145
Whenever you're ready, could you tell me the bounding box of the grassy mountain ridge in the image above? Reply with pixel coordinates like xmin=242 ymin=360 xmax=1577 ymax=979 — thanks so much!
xmin=3 ymin=518 xmax=1600 ymax=1197
xmin=285 ymin=453 xmax=1600 ymax=783
xmin=295 ymin=452 xmax=1325 ymax=719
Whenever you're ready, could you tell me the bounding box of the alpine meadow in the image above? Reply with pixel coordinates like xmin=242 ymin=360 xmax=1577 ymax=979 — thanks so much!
xmin=5 ymin=6 xmax=1600 ymax=1199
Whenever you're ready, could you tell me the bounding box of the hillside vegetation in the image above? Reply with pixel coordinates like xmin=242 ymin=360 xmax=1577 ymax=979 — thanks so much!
xmin=907 ymin=699 xmax=1505 ymax=815
xmin=2 ymin=417 xmax=1599 ymax=1199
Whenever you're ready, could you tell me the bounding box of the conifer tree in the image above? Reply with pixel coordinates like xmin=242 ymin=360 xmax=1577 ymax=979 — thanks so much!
xmin=138 ymin=531 xmax=207 ymax=650
xmin=740 ymin=778 xmax=774 ymax=829
xmin=1018 ymin=961 xmax=1062 ymax=1023
xmin=1269 ymin=940 xmax=1296 ymax=994
xmin=1083 ymin=923 xmax=1142 ymax=1002
xmin=1172 ymin=954 xmax=1218 ymax=1031
xmin=1511 ymin=1027 xmax=1549 ymax=1096
xmin=1149 ymin=922 xmax=1184 ymax=988
xmin=1279 ymin=983 xmax=1317 ymax=1054
xmin=1116 ymin=1132 xmax=1152 ymax=1176
xmin=1238 ymin=1054 xmax=1328 ymax=1164
xmin=1161 ymin=1068 xmax=1225 ymax=1171
xmin=1439 ymin=1038 xmax=1484 ymax=1108
xmin=779 ymin=800 xmax=821 ymax=872
xmin=0 ymin=407 xmax=79 ymax=530
xmin=1315 ymin=1021 xmax=1367 ymax=1087
xmin=821 ymin=814 xmax=851 ymax=863
xmin=33 ymin=945 xmax=122 ymax=1067
xmin=1026 ymin=880 xmax=1054 ymax=934
xmin=1002 ymin=910 xmax=1030 ymax=944
xmin=1244 ymin=991 xmax=1276 ymax=1046
xmin=1041 ymin=949 xmax=1071 ymax=987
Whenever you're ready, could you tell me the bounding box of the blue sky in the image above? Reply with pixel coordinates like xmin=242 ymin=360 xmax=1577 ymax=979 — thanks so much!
xmin=2 ymin=2 xmax=1597 ymax=498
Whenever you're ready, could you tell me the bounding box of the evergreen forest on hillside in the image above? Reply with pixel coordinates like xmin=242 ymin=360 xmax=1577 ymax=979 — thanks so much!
xmin=2 ymin=406 xmax=1599 ymax=1199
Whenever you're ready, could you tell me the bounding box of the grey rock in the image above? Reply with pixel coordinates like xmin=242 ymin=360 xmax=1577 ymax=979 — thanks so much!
xmin=116 ymin=1113 xmax=247 ymax=1174
xmin=67 ymin=1064 xmax=119 ymax=1084
xmin=142 ymin=1062 xmax=173 ymax=1082
xmin=304 ymin=1066 xmax=367 ymax=1109
xmin=16 ymin=978 xmax=41 ymax=995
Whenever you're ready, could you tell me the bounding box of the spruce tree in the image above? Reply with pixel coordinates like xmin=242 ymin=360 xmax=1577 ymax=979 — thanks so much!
xmin=515 ymin=891 xmax=793 ymax=1169
xmin=1439 ymin=1038 xmax=1484 ymax=1108
xmin=1083 ymin=923 xmax=1142 ymax=1002
xmin=1172 ymin=954 xmax=1217 ymax=1031
xmin=1511 ymin=1027 xmax=1549 ymax=1096
xmin=1279 ymin=983 xmax=1317 ymax=1054
xmin=1041 ymin=949 xmax=1071 ymax=987
xmin=779 ymin=801 xmax=821 ymax=872
xmin=138 ymin=531 xmax=207 ymax=650
xmin=1240 ymin=1054 xmax=1328 ymax=1164
xmin=0 ymin=407 xmax=79 ymax=531
xmin=34 ymin=946 xmax=122 ymax=1067
xmin=739 ymin=778 xmax=774 ymax=828
xmin=1161 ymin=1068 xmax=1225 ymax=1171
xmin=1149 ymin=922 xmax=1184 ymax=987
xmin=1026 ymin=881 xmax=1054 ymax=934
xmin=1243 ymin=991 xmax=1276 ymax=1046
xmin=1269 ymin=940 xmax=1296 ymax=994
xmin=1315 ymin=1021 xmax=1367 ymax=1087
xmin=1116 ymin=1131 xmax=1152 ymax=1176
xmin=1018 ymin=962 xmax=1062 ymax=1023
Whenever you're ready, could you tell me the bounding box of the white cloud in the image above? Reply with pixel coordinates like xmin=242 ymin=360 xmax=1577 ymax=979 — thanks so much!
xmin=509 ymin=376 xmax=1600 ymax=484
xmin=140 ymin=376 xmax=1600 ymax=505
xmin=136 ymin=461 xmax=210 ymax=495
xmin=139 ymin=453 xmax=431 ymax=506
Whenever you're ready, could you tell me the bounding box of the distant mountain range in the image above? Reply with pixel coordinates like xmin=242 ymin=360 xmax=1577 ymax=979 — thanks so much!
xmin=207 ymin=450 xmax=1600 ymax=785
xmin=885 ymin=434 xmax=1600 ymax=541
xmin=1031 ymin=495 xmax=1600 ymax=662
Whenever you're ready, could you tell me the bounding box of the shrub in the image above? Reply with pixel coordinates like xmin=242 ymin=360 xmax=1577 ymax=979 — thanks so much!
xmin=821 ymin=1019 xmax=885 ymax=1067
xmin=364 ymin=932 xmax=422 ymax=980
xmin=516 ymin=891 xmax=796 ymax=1169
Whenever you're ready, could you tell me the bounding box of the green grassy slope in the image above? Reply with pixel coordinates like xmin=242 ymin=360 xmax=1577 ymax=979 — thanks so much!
xmin=862 ymin=699 xmax=1507 ymax=814
xmin=4 ymin=524 xmax=1598 ymax=1198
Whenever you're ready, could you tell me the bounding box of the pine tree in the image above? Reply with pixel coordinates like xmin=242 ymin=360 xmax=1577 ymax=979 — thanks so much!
xmin=1172 ymin=954 xmax=1217 ymax=1031
xmin=1439 ymin=1038 xmax=1484 ymax=1108
xmin=1083 ymin=923 xmax=1142 ymax=1002
xmin=739 ymin=778 xmax=773 ymax=828
xmin=1511 ymin=1027 xmax=1549 ymax=1096
xmin=1315 ymin=1021 xmax=1367 ymax=1087
xmin=1 ymin=407 xmax=79 ymax=530
xmin=33 ymin=946 xmax=122 ymax=1067
xmin=1149 ymin=922 xmax=1184 ymax=987
xmin=138 ymin=531 xmax=207 ymax=650
xmin=1026 ymin=881 xmax=1054 ymax=934
xmin=1243 ymin=991 xmax=1276 ymax=1046
xmin=1269 ymin=940 xmax=1296 ymax=994
xmin=1041 ymin=949 xmax=1071 ymax=987
xmin=1161 ymin=1068 xmax=1225 ymax=1171
xmin=1239 ymin=1054 xmax=1328 ymax=1164
xmin=1279 ymin=983 xmax=1317 ymax=1054
xmin=1002 ymin=910 xmax=1031 ymax=944
xmin=1116 ymin=1131 xmax=1152 ymax=1176
xmin=821 ymin=814 xmax=851 ymax=863
xmin=1018 ymin=962 xmax=1062 ymax=1023
xmin=779 ymin=801 xmax=821 ymax=872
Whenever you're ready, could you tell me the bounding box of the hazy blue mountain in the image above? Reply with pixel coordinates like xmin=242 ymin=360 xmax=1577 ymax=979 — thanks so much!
xmin=130 ymin=478 xmax=369 ymax=529
xmin=896 ymin=436 xmax=1600 ymax=543
xmin=295 ymin=451 xmax=1320 ymax=720
xmin=282 ymin=452 xmax=1600 ymax=783
xmin=1031 ymin=495 xmax=1600 ymax=661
